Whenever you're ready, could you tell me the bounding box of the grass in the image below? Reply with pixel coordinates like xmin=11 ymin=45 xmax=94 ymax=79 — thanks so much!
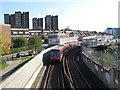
xmin=13 ymin=56 xmax=34 ymax=71
xmin=0 ymin=63 xmax=9 ymax=71
xmin=0 ymin=58 xmax=8 ymax=71
xmin=19 ymin=56 xmax=33 ymax=64
xmin=0 ymin=56 xmax=34 ymax=81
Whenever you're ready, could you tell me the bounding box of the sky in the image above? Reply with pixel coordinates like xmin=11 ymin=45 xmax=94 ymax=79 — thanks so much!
xmin=1 ymin=0 xmax=119 ymax=32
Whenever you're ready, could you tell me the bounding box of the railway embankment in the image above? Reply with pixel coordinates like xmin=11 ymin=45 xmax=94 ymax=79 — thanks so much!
xmin=82 ymin=45 xmax=120 ymax=89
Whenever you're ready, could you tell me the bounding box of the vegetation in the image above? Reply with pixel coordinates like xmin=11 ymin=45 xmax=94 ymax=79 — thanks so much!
xmin=28 ymin=35 xmax=42 ymax=53
xmin=41 ymin=33 xmax=48 ymax=44
xmin=0 ymin=56 xmax=33 ymax=79
xmin=12 ymin=36 xmax=43 ymax=54
xmin=44 ymin=38 xmax=48 ymax=44
xmin=41 ymin=33 xmax=46 ymax=40
xmin=1 ymin=37 xmax=11 ymax=55
xmin=2 ymin=35 xmax=43 ymax=56
xmin=10 ymin=46 xmax=31 ymax=54
xmin=0 ymin=59 xmax=8 ymax=71
xmin=13 ymin=36 xmax=27 ymax=48
xmin=19 ymin=56 xmax=33 ymax=64
xmin=0 ymin=64 xmax=8 ymax=71
xmin=10 ymin=56 xmax=33 ymax=74
xmin=110 ymin=45 xmax=119 ymax=50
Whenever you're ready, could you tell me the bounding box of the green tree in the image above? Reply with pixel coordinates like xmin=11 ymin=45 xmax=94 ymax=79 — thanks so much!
xmin=28 ymin=35 xmax=42 ymax=53
xmin=13 ymin=36 xmax=27 ymax=48
xmin=41 ymin=33 xmax=46 ymax=40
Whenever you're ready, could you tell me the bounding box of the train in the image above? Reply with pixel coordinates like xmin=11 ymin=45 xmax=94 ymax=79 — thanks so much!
xmin=50 ymin=41 xmax=82 ymax=62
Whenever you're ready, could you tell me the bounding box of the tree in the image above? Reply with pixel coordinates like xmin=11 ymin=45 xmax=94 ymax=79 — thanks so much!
xmin=41 ymin=33 xmax=46 ymax=40
xmin=1 ymin=37 xmax=11 ymax=55
xmin=28 ymin=35 xmax=42 ymax=53
xmin=13 ymin=36 xmax=27 ymax=48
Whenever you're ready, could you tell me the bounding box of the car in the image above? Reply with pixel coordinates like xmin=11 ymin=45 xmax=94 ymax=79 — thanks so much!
xmin=16 ymin=52 xmax=25 ymax=58
xmin=28 ymin=51 xmax=33 ymax=56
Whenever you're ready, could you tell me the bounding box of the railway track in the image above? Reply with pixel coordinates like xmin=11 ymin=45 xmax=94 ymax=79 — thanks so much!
xmin=74 ymin=50 xmax=108 ymax=88
xmin=63 ymin=47 xmax=108 ymax=89
xmin=69 ymin=49 xmax=92 ymax=89
xmin=39 ymin=47 xmax=108 ymax=89
xmin=63 ymin=48 xmax=92 ymax=89
xmin=62 ymin=56 xmax=75 ymax=89
xmin=39 ymin=62 xmax=65 ymax=89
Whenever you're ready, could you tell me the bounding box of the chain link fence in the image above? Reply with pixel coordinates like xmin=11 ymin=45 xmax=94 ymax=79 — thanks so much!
xmin=82 ymin=45 xmax=120 ymax=70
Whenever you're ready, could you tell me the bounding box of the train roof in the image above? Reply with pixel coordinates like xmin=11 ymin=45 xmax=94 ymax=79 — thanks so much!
xmin=51 ymin=45 xmax=64 ymax=50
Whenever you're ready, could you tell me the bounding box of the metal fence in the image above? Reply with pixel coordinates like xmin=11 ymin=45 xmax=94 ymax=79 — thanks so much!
xmin=82 ymin=46 xmax=120 ymax=70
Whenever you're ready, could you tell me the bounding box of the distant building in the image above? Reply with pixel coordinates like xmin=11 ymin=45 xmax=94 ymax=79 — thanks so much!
xmin=0 ymin=24 xmax=11 ymax=54
xmin=4 ymin=14 xmax=9 ymax=24
xmin=105 ymin=28 xmax=120 ymax=39
xmin=29 ymin=29 xmax=49 ymax=37
xmin=45 ymin=15 xmax=52 ymax=30
xmin=52 ymin=15 xmax=58 ymax=30
xmin=15 ymin=11 xmax=22 ymax=28
xmin=82 ymin=34 xmax=113 ymax=47
xmin=45 ymin=15 xmax=58 ymax=31
xmin=11 ymin=28 xmax=29 ymax=39
xmin=32 ymin=18 xmax=43 ymax=30
xmin=10 ymin=14 xmax=15 ymax=28
xmin=4 ymin=11 xmax=29 ymax=28
xmin=21 ymin=12 xmax=29 ymax=28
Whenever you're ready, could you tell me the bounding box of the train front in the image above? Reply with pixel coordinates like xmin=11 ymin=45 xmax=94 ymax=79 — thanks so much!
xmin=50 ymin=49 xmax=61 ymax=62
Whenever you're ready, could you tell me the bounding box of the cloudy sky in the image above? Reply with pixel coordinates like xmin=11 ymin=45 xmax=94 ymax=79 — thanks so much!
xmin=1 ymin=0 xmax=119 ymax=32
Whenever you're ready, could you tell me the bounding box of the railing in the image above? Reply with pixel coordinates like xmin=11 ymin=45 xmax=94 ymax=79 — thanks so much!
xmin=82 ymin=46 xmax=120 ymax=70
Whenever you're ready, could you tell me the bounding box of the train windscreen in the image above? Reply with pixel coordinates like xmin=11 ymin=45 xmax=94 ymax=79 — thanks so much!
xmin=51 ymin=50 xmax=60 ymax=57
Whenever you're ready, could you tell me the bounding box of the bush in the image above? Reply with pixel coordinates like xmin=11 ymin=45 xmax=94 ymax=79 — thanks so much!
xmin=28 ymin=35 xmax=43 ymax=53
xmin=10 ymin=46 xmax=30 ymax=54
xmin=13 ymin=36 xmax=27 ymax=48
xmin=0 ymin=58 xmax=6 ymax=64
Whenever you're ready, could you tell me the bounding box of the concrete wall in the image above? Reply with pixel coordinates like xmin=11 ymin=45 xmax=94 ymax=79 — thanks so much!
xmin=82 ymin=54 xmax=120 ymax=89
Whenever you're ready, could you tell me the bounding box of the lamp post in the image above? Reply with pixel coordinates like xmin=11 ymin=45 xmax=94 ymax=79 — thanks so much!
xmin=11 ymin=43 xmax=14 ymax=60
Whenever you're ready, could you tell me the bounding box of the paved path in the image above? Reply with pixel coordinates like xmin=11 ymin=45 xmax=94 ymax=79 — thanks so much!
xmin=0 ymin=59 xmax=22 ymax=81
xmin=0 ymin=50 xmax=32 ymax=80
xmin=1 ymin=50 xmax=31 ymax=58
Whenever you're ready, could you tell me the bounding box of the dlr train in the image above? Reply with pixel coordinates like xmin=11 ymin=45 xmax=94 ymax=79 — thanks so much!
xmin=50 ymin=41 xmax=82 ymax=62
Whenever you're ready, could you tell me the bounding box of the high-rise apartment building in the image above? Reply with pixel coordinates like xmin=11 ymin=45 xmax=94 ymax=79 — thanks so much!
xmin=33 ymin=18 xmax=38 ymax=29
xmin=37 ymin=18 xmax=43 ymax=30
xmin=4 ymin=14 xmax=10 ymax=24
xmin=9 ymin=14 xmax=15 ymax=28
xmin=15 ymin=11 xmax=22 ymax=28
xmin=45 ymin=15 xmax=58 ymax=31
xmin=21 ymin=12 xmax=29 ymax=28
xmin=32 ymin=18 xmax=43 ymax=29
xmin=45 ymin=15 xmax=52 ymax=30
xmin=4 ymin=11 xmax=29 ymax=28
xmin=52 ymin=15 xmax=58 ymax=30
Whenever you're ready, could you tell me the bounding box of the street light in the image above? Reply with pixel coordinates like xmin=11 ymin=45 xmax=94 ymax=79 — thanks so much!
xmin=11 ymin=43 xmax=14 ymax=60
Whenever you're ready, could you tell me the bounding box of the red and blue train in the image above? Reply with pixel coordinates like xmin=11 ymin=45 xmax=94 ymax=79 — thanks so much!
xmin=50 ymin=41 xmax=82 ymax=62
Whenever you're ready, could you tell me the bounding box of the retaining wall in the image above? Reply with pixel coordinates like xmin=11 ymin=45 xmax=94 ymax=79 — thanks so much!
xmin=82 ymin=54 xmax=120 ymax=89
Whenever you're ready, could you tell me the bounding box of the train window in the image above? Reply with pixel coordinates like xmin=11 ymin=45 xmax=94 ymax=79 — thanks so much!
xmin=51 ymin=50 xmax=60 ymax=57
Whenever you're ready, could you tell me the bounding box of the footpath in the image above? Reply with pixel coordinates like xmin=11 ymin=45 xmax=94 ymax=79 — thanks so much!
xmin=0 ymin=50 xmax=31 ymax=81
xmin=0 ymin=59 xmax=21 ymax=77
xmin=0 ymin=59 xmax=22 ymax=81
